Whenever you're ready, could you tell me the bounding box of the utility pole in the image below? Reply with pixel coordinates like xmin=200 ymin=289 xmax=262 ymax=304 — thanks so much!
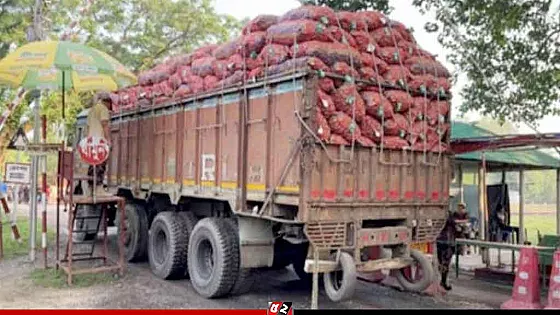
xmin=27 ymin=0 xmax=46 ymax=262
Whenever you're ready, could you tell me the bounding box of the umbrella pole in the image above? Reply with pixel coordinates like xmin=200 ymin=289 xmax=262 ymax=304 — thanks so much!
xmin=61 ymin=72 xmax=66 ymax=144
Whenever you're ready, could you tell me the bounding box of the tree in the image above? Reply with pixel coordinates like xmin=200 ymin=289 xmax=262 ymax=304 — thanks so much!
xmin=46 ymin=0 xmax=242 ymax=71
xmin=300 ymin=0 xmax=560 ymax=126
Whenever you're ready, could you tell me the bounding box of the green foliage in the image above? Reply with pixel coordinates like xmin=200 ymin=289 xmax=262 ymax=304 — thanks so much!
xmin=46 ymin=0 xmax=243 ymax=71
xmin=414 ymin=0 xmax=560 ymax=125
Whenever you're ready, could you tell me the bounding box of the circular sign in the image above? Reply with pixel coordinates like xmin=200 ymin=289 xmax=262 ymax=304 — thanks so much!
xmin=78 ymin=136 xmax=110 ymax=166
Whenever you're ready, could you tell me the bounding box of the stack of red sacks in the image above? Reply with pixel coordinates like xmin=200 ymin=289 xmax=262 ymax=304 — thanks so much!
xmin=111 ymin=5 xmax=451 ymax=152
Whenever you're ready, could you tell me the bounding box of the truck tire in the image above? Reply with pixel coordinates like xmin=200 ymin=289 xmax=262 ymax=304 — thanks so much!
xmin=323 ymin=252 xmax=357 ymax=302
xmin=291 ymin=242 xmax=312 ymax=282
xmin=177 ymin=211 xmax=199 ymax=278
xmin=271 ymin=238 xmax=294 ymax=270
xmin=223 ymin=219 xmax=256 ymax=296
xmin=395 ymin=249 xmax=433 ymax=292
xmin=148 ymin=211 xmax=189 ymax=280
xmin=118 ymin=203 xmax=149 ymax=262
xmin=188 ymin=218 xmax=240 ymax=298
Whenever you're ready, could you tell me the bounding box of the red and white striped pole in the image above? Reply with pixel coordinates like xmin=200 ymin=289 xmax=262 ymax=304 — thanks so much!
xmin=0 ymin=194 xmax=22 ymax=243
xmin=41 ymin=115 xmax=48 ymax=268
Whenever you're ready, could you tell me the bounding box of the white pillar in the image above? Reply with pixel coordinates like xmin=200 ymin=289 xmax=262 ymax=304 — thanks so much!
xmin=519 ymin=169 xmax=525 ymax=244
xmin=458 ymin=164 xmax=464 ymax=203
xmin=556 ymin=169 xmax=560 ymax=235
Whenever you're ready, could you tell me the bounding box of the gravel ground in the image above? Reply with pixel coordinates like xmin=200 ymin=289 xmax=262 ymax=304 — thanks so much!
xmin=0 ymin=204 xmax=511 ymax=310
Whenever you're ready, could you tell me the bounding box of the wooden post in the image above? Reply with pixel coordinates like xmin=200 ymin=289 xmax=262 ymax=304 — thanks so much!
xmin=519 ymin=169 xmax=525 ymax=244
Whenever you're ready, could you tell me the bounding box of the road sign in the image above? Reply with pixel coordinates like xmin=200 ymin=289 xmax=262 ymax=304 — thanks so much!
xmin=77 ymin=136 xmax=110 ymax=166
xmin=4 ymin=163 xmax=31 ymax=184
xmin=7 ymin=127 xmax=29 ymax=150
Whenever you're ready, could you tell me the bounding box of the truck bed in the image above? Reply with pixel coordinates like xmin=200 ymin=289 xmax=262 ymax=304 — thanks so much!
xmin=108 ymin=72 xmax=450 ymax=243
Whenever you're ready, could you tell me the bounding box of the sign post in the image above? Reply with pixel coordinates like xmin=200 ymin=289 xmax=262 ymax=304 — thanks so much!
xmin=77 ymin=136 xmax=110 ymax=203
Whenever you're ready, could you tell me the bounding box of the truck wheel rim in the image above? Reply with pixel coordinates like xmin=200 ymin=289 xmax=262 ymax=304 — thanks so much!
xmin=154 ymin=229 xmax=168 ymax=264
xmin=196 ymin=239 xmax=214 ymax=280
xmin=402 ymin=261 xmax=424 ymax=283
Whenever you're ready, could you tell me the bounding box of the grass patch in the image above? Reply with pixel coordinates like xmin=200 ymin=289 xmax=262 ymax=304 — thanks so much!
xmin=510 ymin=214 xmax=557 ymax=245
xmin=1 ymin=217 xmax=55 ymax=259
xmin=29 ymin=268 xmax=116 ymax=289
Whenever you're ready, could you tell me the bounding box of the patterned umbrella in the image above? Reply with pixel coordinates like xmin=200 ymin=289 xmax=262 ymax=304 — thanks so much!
xmin=0 ymin=40 xmax=136 ymax=91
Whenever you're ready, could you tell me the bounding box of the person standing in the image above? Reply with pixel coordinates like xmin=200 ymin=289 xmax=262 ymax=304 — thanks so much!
xmin=436 ymin=210 xmax=457 ymax=291
xmin=85 ymin=92 xmax=112 ymax=196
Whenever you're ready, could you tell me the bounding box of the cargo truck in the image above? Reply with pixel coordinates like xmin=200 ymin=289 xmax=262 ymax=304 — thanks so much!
xmin=74 ymin=71 xmax=451 ymax=301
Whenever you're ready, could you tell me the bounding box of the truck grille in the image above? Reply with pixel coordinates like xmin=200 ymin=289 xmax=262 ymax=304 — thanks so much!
xmin=414 ymin=218 xmax=445 ymax=243
xmin=304 ymin=222 xmax=347 ymax=249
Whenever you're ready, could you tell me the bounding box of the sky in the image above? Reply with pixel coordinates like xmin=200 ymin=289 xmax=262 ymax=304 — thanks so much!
xmin=213 ymin=0 xmax=560 ymax=135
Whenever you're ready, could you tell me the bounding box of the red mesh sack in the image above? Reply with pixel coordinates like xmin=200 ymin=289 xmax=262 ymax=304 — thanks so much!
xmin=319 ymin=78 xmax=335 ymax=93
xmin=182 ymin=75 xmax=204 ymax=94
xmin=191 ymin=57 xmax=216 ymax=77
xmin=267 ymin=20 xmax=331 ymax=46
xmin=204 ymin=76 xmax=219 ymax=91
xmin=359 ymin=115 xmax=382 ymax=142
xmin=138 ymin=85 xmax=153 ymax=100
xmin=173 ymin=84 xmax=192 ymax=99
xmin=356 ymin=136 xmax=375 ymax=147
xmin=410 ymin=97 xmax=429 ymax=121
xmin=362 ymin=90 xmax=393 ymax=119
xmin=307 ymin=57 xmax=330 ymax=72
xmin=408 ymin=75 xmax=434 ymax=95
xmin=258 ymin=44 xmax=291 ymax=66
xmin=328 ymin=27 xmax=357 ymax=48
xmin=372 ymin=27 xmax=403 ymax=47
xmin=110 ymin=92 xmax=119 ymax=108
xmin=213 ymin=39 xmax=240 ymax=60
xmin=173 ymin=54 xmax=193 ymax=67
xmin=329 ymin=134 xmax=350 ymax=145
xmin=431 ymin=142 xmax=449 ymax=153
xmin=387 ymin=20 xmax=414 ymax=42
xmin=333 ymin=84 xmax=366 ymax=122
xmin=280 ymin=5 xmax=337 ymax=25
xmin=243 ymin=15 xmax=279 ymax=34
xmin=227 ymin=54 xmax=263 ymax=71
xmin=293 ymin=41 xmax=362 ymax=67
xmin=384 ymin=114 xmax=407 ymax=138
xmin=383 ymin=136 xmax=409 ymax=149
xmin=405 ymin=57 xmax=451 ymax=78
xmin=317 ymin=89 xmax=336 ymax=118
xmin=433 ymin=77 xmax=452 ymax=95
xmin=152 ymin=82 xmax=163 ymax=97
xmin=376 ymin=46 xmax=407 ymax=65
xmin=328 ymin=112 xmax=361 ymax=142
xmin=217 ymin=71 xmax=245 ymax=88
xmin=169 ymin=73 xmax=182 ymax=90
xmin=315 ymin=111 xmax=331 ymax=142
xmin=212 ymin=60 xmax=232 ymax=79
xmin=333 ymin=62 xmax=359 ymax=79
xmin=178 ymin=66 xmax=192 ymax=82
xmin=385 ymin=90 xmax=413 ymax=113
xmin=383 ymin=65 xmax=411 ymax=87
xmin=359 ymin=67 xmax=384 ymax=83
xmin=336 ymin=11 xmax=367 ymax=32
xmin=356 ymin=11 xmax=387 ymax=30
xmin=154 ymin=96 xmax=170 ymax=105
xmin=195 ymin=44 xmax=218 ymax=56
xmin=409 ymin=121 xmax=429 ymax=146
xmin=138 ymin=72 xmax=151 ymax=86
xmin=397 ymin=41 xmax=420 ymax=57
xmin=247 ymin=68 xmax=263 ymax=81
xmin=159 ymin=81 xmax=174 ymax=97
xmin=351 ymin=31 xmax=377 ymax=53
xmin=239 ymin=32 xmax=267 ymax=58
xmin=426 ymin=101 xmax=450 ymax=126
xmin=360 ymin=54 xmax=388 ymax=74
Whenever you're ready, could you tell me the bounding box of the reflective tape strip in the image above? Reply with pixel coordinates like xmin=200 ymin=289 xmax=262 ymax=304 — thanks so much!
xmin=42 ymin=233 xmax=47 ymax=248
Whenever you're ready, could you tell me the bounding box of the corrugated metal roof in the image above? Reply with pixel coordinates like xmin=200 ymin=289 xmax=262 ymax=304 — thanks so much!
xmin=451 ymin=122 xmax=560 ymax=169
